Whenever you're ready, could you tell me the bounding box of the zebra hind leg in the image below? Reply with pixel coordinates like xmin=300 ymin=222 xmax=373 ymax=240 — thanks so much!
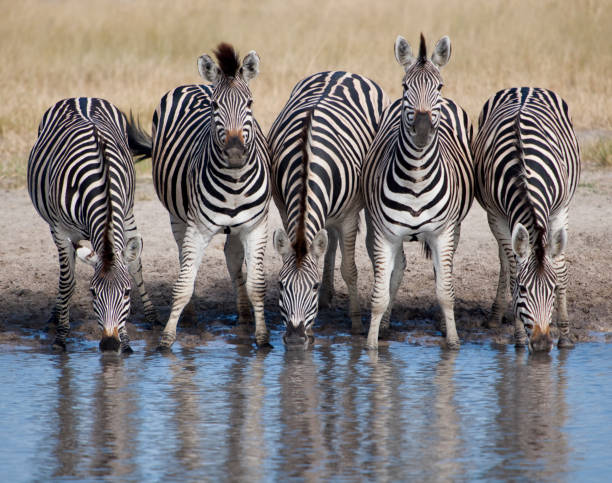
xmin=380 ymin=248 xmax=406 ymax=335
xmin=319 ymin=228 xmax=338 ymax=310
xmin=554 ymin=253 xmax=574 ymax=349
xmin=50 ymin=233 xmax=77 ymax=350
xmin=224 ymin=233 xmax=253 ymax=325
xmin=338 ymin=215 xmax=363 ymax=334
xmin=487 ymin=214 xmax=513 ymax=329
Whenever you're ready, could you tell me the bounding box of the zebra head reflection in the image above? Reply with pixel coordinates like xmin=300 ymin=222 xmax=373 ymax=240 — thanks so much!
xmin=197 ymin=43 xmax=259 ymax=169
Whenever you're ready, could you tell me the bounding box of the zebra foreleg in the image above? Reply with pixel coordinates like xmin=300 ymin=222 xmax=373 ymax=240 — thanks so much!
xmin=158 ymin=225 xmax=209 ymax=351
xmin=554 ymin=253 xmax=574 ymax=348
xmin=171 ymin=216 xmax=196 ymax=324
xmin=319 ymin=228 xmax=338 ymax=309
xmin=338 ymin=215 xmax=363 ymax=334
xmin=428 ymin=229 xmax=460 ymax=350
xmin=366 ymin=234 xmax=398 ymax=350
xmin=381 ymin=248 xmax=406 ymax=334
xmin=51 ymin=233 xmax=77 ymax=350
xmin=487 ymin=214 xmax=512 ymax=328
xmin=242 ymin=218 xmax=270 ymax=347
xmin=224 ymin=233 xmax=252 ymax=325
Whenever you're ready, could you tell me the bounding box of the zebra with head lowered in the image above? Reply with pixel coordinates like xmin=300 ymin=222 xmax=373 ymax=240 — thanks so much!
xmin=269 ymin=71 xmax=389 ymax=348
xmin=143 ymin=43 xmax=271 ymax=350
xmin=362 ymin=34 xmax=474 ymax=350
xmin=473 ymin=87 xmax=580 ymax=352
xmin=27 ymin=97 xmax=158 ymax=352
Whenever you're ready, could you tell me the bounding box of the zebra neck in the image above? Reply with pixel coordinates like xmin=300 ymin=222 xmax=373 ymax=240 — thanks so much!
xmin=204 ymin=142 xmax=258 ymax=182
xmin=392 ymin=127 xmax=441 ymax=183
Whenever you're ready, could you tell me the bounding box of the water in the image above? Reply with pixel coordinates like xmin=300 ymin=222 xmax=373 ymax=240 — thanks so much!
xmin=1 ymin=333 xmax=612 ymax=482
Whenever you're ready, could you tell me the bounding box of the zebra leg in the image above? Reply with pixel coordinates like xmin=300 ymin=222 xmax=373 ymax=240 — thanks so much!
xmin=242 ymin=218 xmax=269 ymax=347
xmin=487 ymin=214 xmax=512 ymax=328
xmin=224 ymin=233 xmax=252 ymax=324
xmin=338 ymin=214 xmax=363 ymax=334
xmin=50 ymin=232 xmax=77 ymax=350
xmin=428 ymin=228 xmax=460 ymax=350
xmin=319 ymin=227 xmax=338 ymax=309
xmin=366 ymin=230 xmax=398 ymax=350
xmin=171 ymin=215 xmax=196 ymax=324
xmin=381 ymin=248 xmax=406 ymax=334
xmin=124 ymin=215 xmax=159 ymax=326
xmin=555 ymin=253 xmax=574 ymax=348
xmin=158 ymin=224 xmax=210 ymax=350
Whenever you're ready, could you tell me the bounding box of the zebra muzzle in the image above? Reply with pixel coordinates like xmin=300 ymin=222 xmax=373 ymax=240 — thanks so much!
xmin=223 ymin=135 xmax=247 ymax=168
xmin=99 ymin=326 xmax=121 ymax=352
xmin=411 ymin=111 xmax=434 ymax=148
xmin=528 ymin=325 xmax=553 ymax=353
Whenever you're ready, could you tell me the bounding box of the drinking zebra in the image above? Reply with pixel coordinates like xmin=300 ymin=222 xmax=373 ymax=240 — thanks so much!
xmin=472 ymin=87 xmax=580 ymax=352
xmin=269 ymin=71 xmax=389 ymax=347
xmin=362 ymin=34 xmax=474 ymax=350
xmin=27 ymin=97 xmax=158 ymax=352
xmin=144 ymin=43 xmax=271 ymax=349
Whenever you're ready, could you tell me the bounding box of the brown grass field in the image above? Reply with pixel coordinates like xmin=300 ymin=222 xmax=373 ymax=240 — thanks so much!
xmin=1 ymin=0 xmax=612 ymax=187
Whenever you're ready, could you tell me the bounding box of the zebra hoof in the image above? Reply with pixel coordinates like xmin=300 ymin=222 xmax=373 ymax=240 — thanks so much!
xmin=446 ymin=339 xmax=460 ymax=351
xmin=514 ymin=338 xmax=527 ymax=349
xmin=557 ymin=336 xmax=575 ymax=349
xmin=157 ymin=332 xmax=175 ymax=352
xmin=52 ymin=338 xmax=67 ymax=351
xmin=255 ymin=331 xmax=270 ymax=347
xmin=121 ymin=345 xmax=134 ymax=355
xmin=486 ymin=319 xmax=501 ymax=329
xmin=351 ymin=322 xmax=365 ymax=335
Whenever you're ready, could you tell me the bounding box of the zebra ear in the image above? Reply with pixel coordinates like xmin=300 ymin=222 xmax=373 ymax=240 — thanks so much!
xmin=549 ymin=227 xmax=567 ymax=259
xmin=511 ymin=223 xmax=531 ymax=262
xmin=273 ymin=229 xmax=293 ymax=260
xmin=76 ymin=244 xmax=99 ymax=267
xmin=123 ymin=235 xmax=143 ymax=265
xmin=431 ymin=36 xmax=451 ymax=68
xmin=309 ymin=229 xmax=328 ymax=260
xmin=395 ymin=35 xmax=416 ymax=72
xmin=198 ymin=54 xmax=221 ymax=84
xmin=240 ymin=51 xmax=260 ymax=83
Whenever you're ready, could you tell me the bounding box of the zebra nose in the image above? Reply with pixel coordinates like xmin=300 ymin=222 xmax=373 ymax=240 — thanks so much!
xmin=223 ymin=134 xmax=246 ymax=168
xmin=412 ymin=111 xmax=434 ymax=148
xmin=528 ymin=326 xmax=553 ymax=353
xmin=283 ymin=320 xmax=308 ymax=348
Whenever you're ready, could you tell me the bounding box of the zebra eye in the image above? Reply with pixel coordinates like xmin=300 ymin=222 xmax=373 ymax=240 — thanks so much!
xmin=278 ymin=281 xmax=284 ymax=291
xmin=246 ymin=99 xmax=253 ymax=108
xmin=437 ymin=83 xmax=444 ymax=91
xmin=90 ymin=288 xmax=96 ymax=298
xmin=211 ymin=100 xmax=219 ymax=110
xmin=124 ymin=288 xmax=131 ymax=299
xmin=313 ymin=282 xmax=320 ymax=292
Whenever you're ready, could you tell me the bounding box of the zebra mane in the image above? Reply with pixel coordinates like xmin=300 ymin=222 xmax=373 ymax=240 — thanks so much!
xmin=214 ymin=42 xmax=240 ymax=78
xmin=514 ymin=113 xmax=547 ymax=265
xmin=93 ymin=125 xmax=115 ymax=271
xmin=418 ymin=33 xmax=427 ymax=63
xmin=294 ymin=111 xmax=313 ymax=266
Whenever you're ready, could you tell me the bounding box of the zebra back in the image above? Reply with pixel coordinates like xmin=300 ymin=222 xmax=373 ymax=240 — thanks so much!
xmin=269 ymin=70 xmax=389 ymax=250
xmin=473 ymin=87 xmax=580 ymax=242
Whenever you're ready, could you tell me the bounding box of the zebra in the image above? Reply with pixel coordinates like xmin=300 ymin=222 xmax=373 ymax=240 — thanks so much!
xmin=269 ymin=71 xmax=389 ymax=347
xmin=362 ymin=34 xmax=474 ymax=350
xmin=142 ymin=43 xmax=271 ymax=350
xmin=472 ymin=87 xmax=580 ymax=352
xmin=27 ymin=97 xmax=158 ymax=353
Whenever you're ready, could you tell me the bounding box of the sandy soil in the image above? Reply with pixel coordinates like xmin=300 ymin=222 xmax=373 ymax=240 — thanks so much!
xmin=1 ymin=167 xmax=611 ymax=351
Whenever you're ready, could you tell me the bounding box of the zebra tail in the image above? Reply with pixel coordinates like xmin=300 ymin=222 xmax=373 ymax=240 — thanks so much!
xmin=125 ymin=111 xmax=153 ymax=162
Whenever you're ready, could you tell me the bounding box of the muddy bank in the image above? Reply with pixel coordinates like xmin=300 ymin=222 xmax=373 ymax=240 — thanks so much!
xmin=1 ymin=168 xmax=611 ymax=351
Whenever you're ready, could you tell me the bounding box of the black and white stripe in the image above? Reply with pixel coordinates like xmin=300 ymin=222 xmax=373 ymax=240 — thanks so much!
xmin=362 ymin=34 xmax=474 ymax=350
xmin=269 ymin=71 xmax=389 ymax=346
xmin=147 ymin=43 xmax=271 ymax=349
xmin=473 ymin=87 xmax=580 ymax=351
xmin=27 ymin=97 xmax=158 ymax=352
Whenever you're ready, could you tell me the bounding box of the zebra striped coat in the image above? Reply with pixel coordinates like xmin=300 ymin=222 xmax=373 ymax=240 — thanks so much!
xmin=269 ymin=71 xmax=389 ymax=346
xmin=150 ymin=43 xmax=271 ymax=349
xmin=362 ymin=35 xmax=474 ymax=350
xmin=27 ymin=97 xmax=157 ymax=352
xmin=473 ymin=87 xmax=580 ymax=352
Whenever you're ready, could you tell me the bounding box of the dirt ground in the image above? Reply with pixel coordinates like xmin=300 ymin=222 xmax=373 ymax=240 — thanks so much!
xmin=1 ymin=165 xmax=611 ymax=351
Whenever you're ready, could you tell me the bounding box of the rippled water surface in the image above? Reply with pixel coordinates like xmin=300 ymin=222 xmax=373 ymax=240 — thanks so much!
xmin=1 ymin=333 xmax=612 ymax=482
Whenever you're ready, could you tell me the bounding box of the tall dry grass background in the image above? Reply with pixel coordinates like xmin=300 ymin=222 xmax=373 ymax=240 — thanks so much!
xmin=1 ymin=0 xmax=611 ymax=186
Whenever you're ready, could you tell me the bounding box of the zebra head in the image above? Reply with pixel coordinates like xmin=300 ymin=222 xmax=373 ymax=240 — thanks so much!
xmin=197 ymin=43 xmax=260 ymax=169
xmin=512 ymin=224 xmax=567 ymax=352
xmin=394 ymin=33 xmax=451 ymax=150
xmin=76 ymin=235 xmax=143 ymax=352
xmin=273 ymin=228 xmax=329 ymax=349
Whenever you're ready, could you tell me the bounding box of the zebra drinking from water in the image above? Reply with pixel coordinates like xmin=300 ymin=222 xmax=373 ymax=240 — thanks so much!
xmin=362 ymin=34 xmax=474 ymax=350
xmin=269 ymin=71 xmax=389 ymax=347
xmin=27 ymin=97 xmax=158 ymax=352
xmin=473 ymin=87 xmax=580 ymax=352
xmin=145 ymin=43 xmax=271 ymax=350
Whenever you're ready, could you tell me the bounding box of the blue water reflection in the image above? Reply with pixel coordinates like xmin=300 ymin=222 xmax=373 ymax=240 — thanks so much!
xmin=1 ymin=338 xmax=611 ymax=482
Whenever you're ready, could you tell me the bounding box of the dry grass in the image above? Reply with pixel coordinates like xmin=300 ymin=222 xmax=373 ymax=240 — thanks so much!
xmin=1 ymin=0 xmax=611 ymax=187
xmin=583 ymin=138 xmax=612 ymax=168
